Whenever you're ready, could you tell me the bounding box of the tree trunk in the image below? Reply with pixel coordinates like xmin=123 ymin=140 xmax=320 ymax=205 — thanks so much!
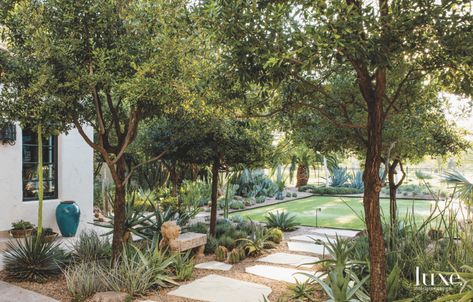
xmin=111 ymin=156 xmax=127 ymax=263
xmin=209 ymin=159 xmax=219 ymax=237
xmin=388 ymin=159 xmax=406 ymax=250
xmin=363 ymin=96 xmax=387 ymax=301
xmin=296 ymin=164 xmax=309 ymax=187
xmin=171 ymin=162 xmax=178 ymax=197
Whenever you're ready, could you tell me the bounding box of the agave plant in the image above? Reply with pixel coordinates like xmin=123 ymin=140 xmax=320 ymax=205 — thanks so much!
xmin=4 ymin=235 xmax=67 ymax=281
xmin=329 ymin=168 xmax=350 ymax=187
xmin=265 ymin=211 xmax=300 ymax=231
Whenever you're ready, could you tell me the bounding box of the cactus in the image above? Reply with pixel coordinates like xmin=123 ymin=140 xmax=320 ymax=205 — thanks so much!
xmin=267 ymin=228 xmax=284 ymax=244
xmin=238 ymin=247 xmax=246 ymax=259
xmin=215 ymin=245 xmax=228 ymax=262
xmin=227 ymin=249 xmax=241 ymax=264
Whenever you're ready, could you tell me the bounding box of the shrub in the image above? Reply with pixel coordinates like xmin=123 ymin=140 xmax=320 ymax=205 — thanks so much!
xmin=230 ymin=214 xmax=245 ymax=224
xmin=172 ymin=251 xmax=194 ymax=281
xmin=71 ymin=231 xmax=112 ymax=263
xmin=160 ymin=196 xmax=179 ymax=212
xmin=243 ymin=197 xmax=256 ymax=207
xmin=266 ymin=228 xmax=284 ymax=244
xmin=286 ymin=192 xmax=292 ymax=198
xmin=187 ymin=222 xmax=208 ymax=234
xmin=11 ymin=220 xmax=34 ymax=230
xmin=298 ymin=185 xmax=362 ymax=195
xmin=63 ymin=262 xmax=105 ymax=301
xmin=256 ymin=196 xmax=266 ymax=204
xmin=215 ymin=219 xmax=234 ymax=237
xmin=265 ymin=211 xmax=300 ymax=231
xmin=227 ymin=249 xmax=241 ymax=264
xmin=218 ymin=234 xmax=236 ymax=250
xmin=204 ymin=236 xmax=218 ymax=254
xmin=4 ymin=235 xmax=67 ymax=281
xmin=229 ymin=200 xmax=245 ymax=210
xmin=291 ymin=192 xmax=298 ymax=198
xmin=215 ymin=246 xmax=228 ymax=261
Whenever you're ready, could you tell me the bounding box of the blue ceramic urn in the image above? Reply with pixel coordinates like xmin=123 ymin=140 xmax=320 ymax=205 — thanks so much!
xmin=56 ymin=201 xmax=80 ymax=237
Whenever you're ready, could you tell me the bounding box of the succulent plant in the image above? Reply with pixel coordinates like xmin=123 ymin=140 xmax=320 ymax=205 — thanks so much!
xmin=215 ymin=245 xmax=228 ymax=262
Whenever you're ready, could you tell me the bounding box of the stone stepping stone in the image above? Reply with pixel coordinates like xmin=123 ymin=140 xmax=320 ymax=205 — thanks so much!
xmin=195 ymin=261 xmax=233 ymax=271
xmin=245 ymin=265 xmax=318 ymax=284
xmin=311 ymin=228 xmax=359 ymax=238
xmin=167 ymin=274 xmax=271 ymax=302
xmin=288 ymin=241 xmax=327 ymax=255
xmin=257 ymin=252 xmax=319 ymax=269
xmin=290 ymin=234 xmax=334 ymax=243
xmin=0 ymin=281 xmax=59 ymax=302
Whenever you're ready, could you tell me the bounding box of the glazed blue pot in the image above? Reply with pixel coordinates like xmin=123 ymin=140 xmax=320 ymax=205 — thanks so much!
xmin=56 ymin=201 xmax=80 ymax=237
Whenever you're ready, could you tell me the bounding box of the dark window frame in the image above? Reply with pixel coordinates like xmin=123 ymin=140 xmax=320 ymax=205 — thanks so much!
xmin=22 ymin=129 xmax=59 ymax=201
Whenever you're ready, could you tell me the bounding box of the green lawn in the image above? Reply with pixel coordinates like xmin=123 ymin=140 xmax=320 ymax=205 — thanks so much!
xmin=230 ymin=196 xmax=439 ymax=230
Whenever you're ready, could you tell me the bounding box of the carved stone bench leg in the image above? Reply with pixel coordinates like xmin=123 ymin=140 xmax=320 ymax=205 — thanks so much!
xmin=195 ymin=244 xmax=205 ymax=258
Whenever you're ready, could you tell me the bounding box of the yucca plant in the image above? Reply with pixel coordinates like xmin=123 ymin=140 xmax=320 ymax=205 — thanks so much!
xmin=265 ymin=211 xmax=300 ymax=231
xmin=4 ymin=235 xmax=67 ymax=281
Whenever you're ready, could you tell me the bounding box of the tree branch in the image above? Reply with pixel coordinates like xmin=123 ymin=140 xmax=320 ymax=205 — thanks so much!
xmin=123 ymin=151 xmax=167 ymax=185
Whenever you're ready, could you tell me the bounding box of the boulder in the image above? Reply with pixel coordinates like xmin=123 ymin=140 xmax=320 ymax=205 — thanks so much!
xmin=91 ymin=292 xmax=131 ymax=302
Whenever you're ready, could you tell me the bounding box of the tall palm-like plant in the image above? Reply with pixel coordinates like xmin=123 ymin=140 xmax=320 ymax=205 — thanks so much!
xmin=288 ymin=145 xmax=338 ymax=187
xmin=444 ymin=170 xmax=473 ymax=218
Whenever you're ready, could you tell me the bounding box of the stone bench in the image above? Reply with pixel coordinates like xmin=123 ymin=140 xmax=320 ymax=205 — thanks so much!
xmin=170 ymin=232 xmax=207 ymax=257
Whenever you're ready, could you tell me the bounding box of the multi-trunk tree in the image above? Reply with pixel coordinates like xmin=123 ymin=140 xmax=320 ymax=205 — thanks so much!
xmin=201 ymin=0 xmax=472 ymax=299
xmin=141 ymin=113 xmax=274 ymax=236
xmin=0 ymin=0 xmax=197 ymax=261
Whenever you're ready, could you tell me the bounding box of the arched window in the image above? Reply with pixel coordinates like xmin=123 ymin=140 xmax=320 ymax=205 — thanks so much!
xmin=22 ymin=129 xmax=58 ymax=201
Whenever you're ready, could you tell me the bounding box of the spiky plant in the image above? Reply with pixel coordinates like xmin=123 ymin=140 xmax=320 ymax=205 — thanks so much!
xmin=70 ymin=231 xmax=112 ymax=263
xmin=265 ymin=211 xmax=300 ymax=231
xmin=289 ymin=280 xmax=316 ymax=301
xmin=215 ymin=245 xmax=228 ymax=262
xmin=4 ymin=235 xmax=67 ymax=281
xmin=266 ymin=228 xmax=284 ymax=244
xmin=238 ymin=228 xmax=275 ymax=256
xmin=227 ymin=249 xmax=241 ymax=264
xmin=444 ymin=170 xmax=473 ymax=218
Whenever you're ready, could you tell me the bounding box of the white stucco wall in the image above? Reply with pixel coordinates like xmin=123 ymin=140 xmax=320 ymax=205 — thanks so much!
xmin=0 ymin=125 xmax=94 ymax=233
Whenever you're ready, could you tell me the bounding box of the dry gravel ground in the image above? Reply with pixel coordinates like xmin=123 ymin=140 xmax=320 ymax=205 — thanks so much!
xmin=0 ymin=230 xmax=328 ymax=302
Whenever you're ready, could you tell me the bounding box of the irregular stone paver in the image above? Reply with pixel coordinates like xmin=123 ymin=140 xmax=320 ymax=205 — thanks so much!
xmin=195 ymin=261 xmax=233 ymax=271
xmin=257 ymin=252 xmax=319 ymax=269
xmin=288 ymin=241 xmax=327 ymax=255
xmin=0 ymin=281 xmax=59 ymax=302
xmin=167 ymin=274 xmax=271 ymax=302
xmin=290 ymin=234 xmax=333 ymax=243
xmin=245 ymin=265 xmax=316 ymax=284
xmin=311 ymin=228 xmax=359 ymax=238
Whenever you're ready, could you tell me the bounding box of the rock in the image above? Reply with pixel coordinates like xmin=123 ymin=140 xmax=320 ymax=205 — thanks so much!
xmin=91 ymin=292 xmax=131 ymax=302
